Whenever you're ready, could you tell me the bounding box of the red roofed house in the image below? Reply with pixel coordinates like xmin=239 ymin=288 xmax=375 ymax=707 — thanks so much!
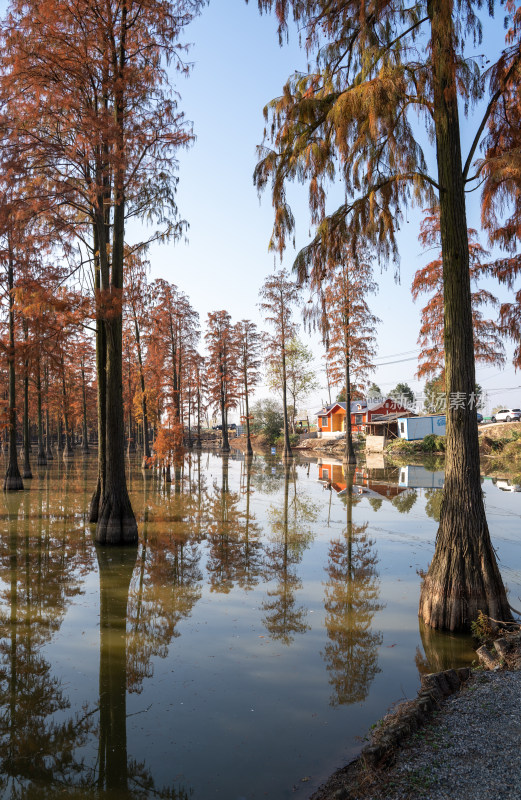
xmin=316 ymin=397 xmax=412 ymax=438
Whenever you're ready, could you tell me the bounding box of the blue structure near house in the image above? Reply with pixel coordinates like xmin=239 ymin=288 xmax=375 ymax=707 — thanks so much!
xmin=397 ymin=414 xmax=446 ymax=440
xmin=398 ymin=465 xmax=445 ymax=488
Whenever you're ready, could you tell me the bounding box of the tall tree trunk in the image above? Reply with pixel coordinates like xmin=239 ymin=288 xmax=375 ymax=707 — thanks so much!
xmin=195 ymin=383 xmax=202 ymax=449
xmin=419 ymin=0 xmax=512 ymax=630
xmin=22 ymin=322 xmax=32 ymax=479
xmin=44 ymin=365 xmax=53 ymax=461
xmin=220 ymin=382 xmax=230 ymax=453
xmin=244 ymin=361 xmax=253 ymax=457
xmin=56 ymin=418 xmax=63 ymax=453
xmin=169 ymin=316 xmax=181 ymax=421
xmin=81 ymin=361 xmax=89 ymax=454
xmin=281 ymin=342 xmax=292 ymax=458
xmin=90 ymin=225 xmax=106 ymax=522
xmin=126 ymin=351 xmax=134 ymax=454
xmin=96 ymin=71 xmax=138 ymax=544
xmin=187 ymin=386 xmax=192 ymax=449
xmin=344 ymin=346 xmax=356 ymax=465
xmin=4 ymin=252 xmax=23 ymax=491
xmin=61 ymin=357 xmax=73 ymax=461
xmin=131 ymin=306 xmax=151 ymax=468
xmin=36 ymin=360 xmax=46 ymax=465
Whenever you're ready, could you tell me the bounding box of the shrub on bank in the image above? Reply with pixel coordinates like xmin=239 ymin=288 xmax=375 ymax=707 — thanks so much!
xmin=274 ymin=433 xmax=300 ymax=448
xmin=387 ymin=434 xmax=446 ymax=454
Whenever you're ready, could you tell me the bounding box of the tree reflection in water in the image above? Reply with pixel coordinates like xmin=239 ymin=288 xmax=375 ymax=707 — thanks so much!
xmin=0 ymin=491 xmax=93 ymax=797
xmin=415 ymin=619 xmax=475 ymax=675
xmin=126 ymin=457 xmax=204 ymax=692
xmin=205 ymin=455 xmax=264 ymax=593
xmin=322 ymin=471 xmax=383 ymax=706
xmin=262 ymin=462 xmax=317 ymax=644
xmin=391 ymin=488 xmax=418 ymax=514
xmin=0 ymin=482 xmax=193 ymax=798
xmin=424 ymin=488 xmax=443 ymax=522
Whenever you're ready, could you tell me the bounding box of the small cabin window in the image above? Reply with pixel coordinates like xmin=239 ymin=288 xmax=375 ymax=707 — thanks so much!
xmin=400 ymin=422 xmax=405 ymax=433
xmin=355 ymin=414 xmax=363 ymax=425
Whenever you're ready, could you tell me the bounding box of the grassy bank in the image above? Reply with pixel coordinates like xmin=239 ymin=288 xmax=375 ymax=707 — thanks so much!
xmin=386 ymin=434 xmax=446 ymax=455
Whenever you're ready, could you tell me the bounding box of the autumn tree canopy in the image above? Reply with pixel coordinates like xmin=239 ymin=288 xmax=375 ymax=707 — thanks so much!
xmin=412 ymin=209 xmax=505 ymax=381
xmin=1 ymin=0 xmax=201 ymax=538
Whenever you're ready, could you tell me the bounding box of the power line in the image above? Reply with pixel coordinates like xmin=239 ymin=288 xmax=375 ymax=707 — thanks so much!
xmin=374 ymin=348 xmax=419 ymax=362
xmin=374 ymin=355 xmax=419 ymax=366
xmin=485 ymin=386 xmax=521 ymax=394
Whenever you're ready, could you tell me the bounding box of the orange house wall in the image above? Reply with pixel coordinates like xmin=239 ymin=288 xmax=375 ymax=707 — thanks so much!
xmin=320 ymin=400 xmax=410 ymax=433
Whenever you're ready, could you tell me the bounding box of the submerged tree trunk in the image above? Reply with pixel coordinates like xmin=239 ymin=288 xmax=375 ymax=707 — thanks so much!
xmin=45 ymin=366 xmax=53 ymax=461
xmin=195 ymin=385 xmax=202 ymax=449
xmin=244 ymin=361 xmax=253 ymax=457
xmin=36 ymin=361 xmax=46 ymax=466
xmin=4 ymin=252 xmax=23 ymax=491
xmin=126 ymin=352 xmax=135 ymax=454
xmin=96 ymin=158 xmax=138 ymax=544
xmin=132 ymin=307 xmax=151 ymax=469
xmin=187 ymin=386 xmax=193 ymax=449
xmin=22 ymin=324 xmax=32 ymax=479
xmin=220 ymin=387 xmax=230 ymax=453
xmin=90 ymin=226 xmax=106 ymax=523
xmin=419 ymin=1 xmax=512 ymax=631
xmin=56 ymin=418 xmax=63 ymax=453
xmin=61 ymin=357 xmax=73 ymax=461
xmin=81 ymin=361 xmax=89 ymax=454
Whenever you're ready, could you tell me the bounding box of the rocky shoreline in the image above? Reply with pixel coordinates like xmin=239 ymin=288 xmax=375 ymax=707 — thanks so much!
xmin=309 ymin=628 xmax=521 ymax=800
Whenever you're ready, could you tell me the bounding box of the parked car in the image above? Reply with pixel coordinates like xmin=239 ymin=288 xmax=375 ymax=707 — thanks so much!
xmin=490 ymin=408 xmax=521 ymax=423
xmin=476 ymin=412 xmax=483 ymax=423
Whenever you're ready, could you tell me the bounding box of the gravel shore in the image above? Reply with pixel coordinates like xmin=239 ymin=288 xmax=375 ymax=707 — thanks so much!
xmin=354 ymin=669 xmax=521 ymax=800
xmin=311 ymin=639 xmax=521 ymax=800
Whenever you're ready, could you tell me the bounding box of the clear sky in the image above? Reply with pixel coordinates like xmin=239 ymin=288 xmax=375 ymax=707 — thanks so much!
xmin=139 ymin=0 xmax=521 ymax=417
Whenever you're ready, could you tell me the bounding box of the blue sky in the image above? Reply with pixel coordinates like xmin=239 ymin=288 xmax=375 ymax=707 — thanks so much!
xmin=139 ymin=0 xmax=521 ymax=416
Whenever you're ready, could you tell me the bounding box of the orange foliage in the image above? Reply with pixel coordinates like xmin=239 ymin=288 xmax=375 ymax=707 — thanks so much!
xmin=412 ymin=210 xmax=505 ymax=378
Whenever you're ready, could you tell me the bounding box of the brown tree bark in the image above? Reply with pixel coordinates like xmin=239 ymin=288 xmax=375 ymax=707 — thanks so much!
xmin=344 ymin=348 xmax=356 ymax=465
xmin=22 ymin=323 xmax=32 ymax=479
xmin=419 ymin=0 xmax=512 ymax=630
xmin=281 ymin=325 xmax=292 ymax=458
xmin=220 ymin=379 xmax=230 ymax=453
xmin=244 ymin=363 xmax=253 ymax=457
xmin=90 ymin=225 xmax=106 ymax=523
xmin=131 ymin=300 xmax=151 ymax=468
xmin=44 ymin=365 xmax=53 ymax=461
xmin=36 ymin=360 xmax=46 ymax=465
xmin=61 ymin=356 xmax=73 ymax=461
xmin=4 ymin=251 xmax=23 ymax=491
xmin=95 ymin=84 xmax=138 ymax=544
xmin=81 ymin=361 xmax=89 ymax=454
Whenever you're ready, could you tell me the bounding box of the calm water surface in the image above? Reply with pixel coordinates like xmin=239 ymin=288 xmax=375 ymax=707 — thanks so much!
xmin=0 ymin=452 xmax=520 ymax=800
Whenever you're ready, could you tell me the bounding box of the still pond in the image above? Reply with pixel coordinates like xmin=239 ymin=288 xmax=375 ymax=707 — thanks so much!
xmin=0 ymin=452 xmax=520 ymax=799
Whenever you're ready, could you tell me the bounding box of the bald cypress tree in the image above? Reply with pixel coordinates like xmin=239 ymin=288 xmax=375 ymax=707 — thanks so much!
xmin=254 ymin=0 xmax=518 ymax=630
